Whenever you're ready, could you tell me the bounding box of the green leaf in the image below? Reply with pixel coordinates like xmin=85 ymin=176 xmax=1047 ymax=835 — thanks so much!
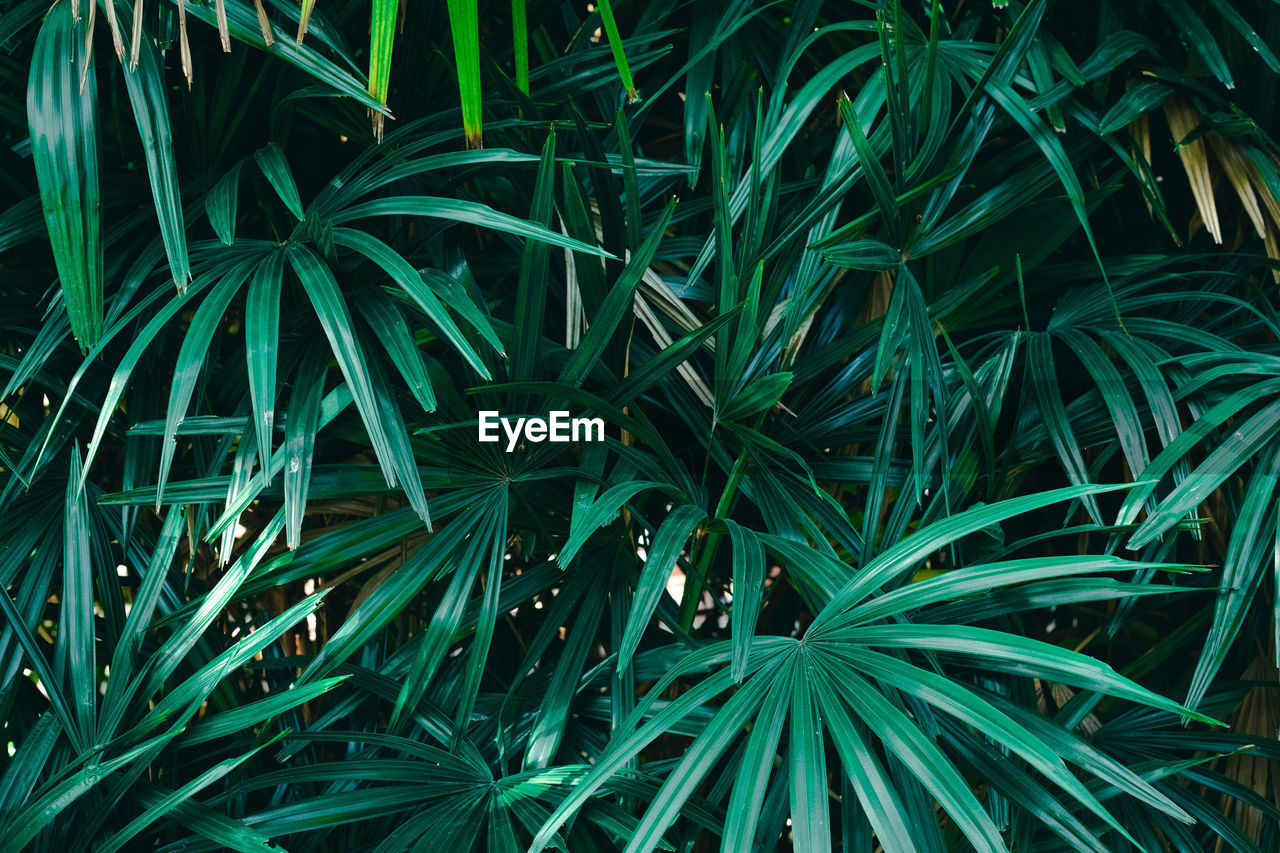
xmin=789 ymin=661 xmax=832 ymax=853
xmin=386 ymin=497 xmax=493 ymax=730
xmin=621 ymin=662 xmax=780 ymax=853
xmin=143 ymin=512 xmax=286 ymax=697
xmin=823 ymin=239 xmax=900 ymax=270
xmin=560 ymin=481 xmax=666 ymax=567
xmin=156 ymin=263 xmax=254 ymax=507
xmin=143 ymin=590 xmax=330 ymax=729
xmin=815 ymin=483 xmax=1138 ymax=626
xmin=27 ymin=0 xmax=102 ymax=349
xmin=298 ymin=503 xmax=486 ymax=683
xmin=610 ymin=307 xmax=738 ymax=405
xmin=524 ymin=570 xmax=609 ymax=770
xmin=838 ymin=555 xmax=1191 ymax=628
xmin=117 ymin=0 xmax=190 ymax=291
xmin=203 ymin=382 xmax=355 ymax=543
xmin=819 ymin=661 xmax=1005 ymax=853
xmin=287 ymin=244 xmax=405 ymax=495
xmin=721 ymin=519 xmax=764 ymax=683
xmin=1026 ymin=332 xmax=1102 ymax=523
xmin=619 ymin=503 xmax=705 ymax=672
xmin=511 ymin=0 xmax=529 ymax=94
xmin=529 ymin=642 xmax=791 ymax=852
xmin=360 ymin=326 xmax=431 ymax=526
xmin=100 ymin=507 xmax=187 ymax=737
xmin=1185 ymin=440 xmax=1280 ymax=709
xmin=985 ymin=694 xmax=1193 ymax=822
xmin=0 ymin=733 xmax=174 ymax=853
xmin=1055 ymin=329 xmax=1149 ymax=480
xmin=809 ymin=663 xmax=915 ymax=853
xmin=246 ymin=249 xmax=284 ymax=476
xmin=982 ymin=77 xmax=1121 ymax=324
xmin=283 ymin=344 xmax=330 ymax=550
xmin=63 ymin=444 xmax=96 ymax=744
xmin=838 ymin=646 xmax=1135 ymax=842
xmin=254 ymin=142 xmax=305 ymax=220
xmin=1203 ymin=0 xmax=1280 ymax=72
xmin=331 ymin=227 xmax=490 ymax=378
xmin=131 ymin=786 xmax=280 ymax=853
xmin=0 ymin=714 xmax=61 ymax=821
xmin=706 ymin=93 xmax=735 ymax=355
xmin=511 ymin=129 xmax=557 ymax=383
xmin=1128 ymin=399 xmax=1280 ymax=549
xmin=96 ymin=736 xmax=283 ymax=853
xmin=1098 ymin=81 xmax=1173 ymax=135
xmin=334 ymin=196 xmax=614 ymax=258
xmin=450 ymin=494 xmax=507 ymax=742
xmin=558 ymin=198 xmax=676 ymax=386
xmin=0 ymin=585 xmax=82 ymax=752
xmin=843 ymin=624 xmax=1221 ymax=725
xmin=359 ymin=289 xmax=437 ymax=413
xmin=206 ymin=163 xmax=242 ymax=245
xmin=595 ymin=0 xmax=639 ymax=102
xmin=419 ymin=267 xmax=505 ymax=357
xmin=719 ymin=372 xmax=792 ymax=421
xmin=837 ymin=96 xmax=898 ymax=243
xmin=1163 ymin=0 xmax=1234 ymax=88
xmin=446 ymin=0 xmax=482 ymax=147
xmin=720 ymin=670 xmax=790 ymax=852
xmin=944 ymin=724 xmax=1106 ymax=852
xmin=368 ymin=0 xmax=397 ymax=139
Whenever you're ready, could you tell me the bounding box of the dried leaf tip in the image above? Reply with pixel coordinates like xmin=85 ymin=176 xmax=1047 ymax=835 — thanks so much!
xmin=215 ymin=0 xmax=231 ymax=52
xmin=103 ymin=0 xmax=125 ymax=60
xmin=79 ymin=0 xmax=96 ymax=93
xmin=254 ymin=0 xmax=275 ymax=45
xmin=178 ymin=0 xmax=193 ymax=89
xmin=130 ymin=0 xmax=143 ymax=68
xmin=1164 ymin=96 xmax=1220 ymax=244
xmin=297 ymin=0 xmax=317 ymax=43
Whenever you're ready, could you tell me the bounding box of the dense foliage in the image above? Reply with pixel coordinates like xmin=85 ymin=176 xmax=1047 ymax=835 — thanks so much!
xmin=3 ymin=0 xmax=1280 ymax=850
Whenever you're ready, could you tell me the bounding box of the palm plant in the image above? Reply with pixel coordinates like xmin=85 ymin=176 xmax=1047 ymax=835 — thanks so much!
xmin=3 ymin=0 xmax=1280 ymax=850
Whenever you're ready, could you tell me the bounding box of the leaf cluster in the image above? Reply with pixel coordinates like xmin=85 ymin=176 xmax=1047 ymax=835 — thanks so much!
xmin=3 ymin=0 xmax=1280 ymax=850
